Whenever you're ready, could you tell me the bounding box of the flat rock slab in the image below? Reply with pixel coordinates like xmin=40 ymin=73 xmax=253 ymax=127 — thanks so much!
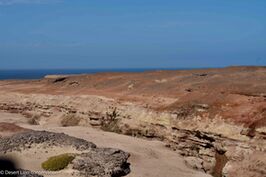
xmin=73 ymin=148 xmax=130 ymax=177
xmin=0 ymin=130 xmax=130 ymax=177
xmin=0 ymin=130 xmax=96 ymax=153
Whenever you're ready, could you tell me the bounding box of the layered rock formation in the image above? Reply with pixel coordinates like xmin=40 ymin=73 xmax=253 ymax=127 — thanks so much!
xmin=0 ymin=66 xmax=265 ymax=177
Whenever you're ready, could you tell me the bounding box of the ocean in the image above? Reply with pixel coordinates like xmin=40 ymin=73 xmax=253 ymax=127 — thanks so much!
xmin=0 ymin=68 xmax=189 ymax=80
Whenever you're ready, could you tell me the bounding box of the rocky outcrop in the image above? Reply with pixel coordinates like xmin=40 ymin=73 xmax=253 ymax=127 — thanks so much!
xmin=73 ymin=148 xmax=130 ymax=177
xmin=0 ymin=130 xmax=96 ymax=153
xmin=166 ymin=128 xmax=266 ymax=177
xmin=222 ymin=151 xmax=266 ymax=177
xmin=0 ymin=131 xmax=130 ymax=177
xmin=118 ymin=122 xmax=266 ymax=177
xmin=0 ymin=67 xmax=265 ymax=177
xmin=166 ymin=129 xmax=220 ymax=174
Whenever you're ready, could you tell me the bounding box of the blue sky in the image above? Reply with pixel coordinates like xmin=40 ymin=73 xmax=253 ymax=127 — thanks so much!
xmin=0 ymin=0 xmax=265 ymax=69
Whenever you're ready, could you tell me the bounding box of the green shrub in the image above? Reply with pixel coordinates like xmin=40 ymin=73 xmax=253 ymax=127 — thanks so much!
xmin=41 ymin=153 xmax=75 ymax=171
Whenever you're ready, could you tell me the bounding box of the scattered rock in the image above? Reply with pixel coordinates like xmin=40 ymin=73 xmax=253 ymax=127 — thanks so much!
xmin=0 ymin=130 xmax=131 ymax=177
xmin=73 ymin=148 xmax=130 ymax=177
xmin=184 ymin=156 xmax=204 ymax=172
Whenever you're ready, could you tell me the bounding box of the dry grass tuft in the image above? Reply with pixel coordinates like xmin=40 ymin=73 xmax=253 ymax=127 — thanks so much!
xmin=61 ymin=114 xmax=81 ymax=127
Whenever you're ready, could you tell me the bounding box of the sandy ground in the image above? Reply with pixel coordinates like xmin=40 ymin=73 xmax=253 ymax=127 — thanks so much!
xmin=0 ymin=67 xmax=265 ymax=177
xmin=0 ymin=111 xmax=210 ymax=177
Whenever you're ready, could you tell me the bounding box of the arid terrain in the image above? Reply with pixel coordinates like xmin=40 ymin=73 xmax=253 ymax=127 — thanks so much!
xmin=0 ymin=66 xmax=265 ymax=177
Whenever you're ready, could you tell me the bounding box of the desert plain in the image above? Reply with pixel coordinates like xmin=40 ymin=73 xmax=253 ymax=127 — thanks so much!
xmin=0 ymin=66 xmax=265 ymax=177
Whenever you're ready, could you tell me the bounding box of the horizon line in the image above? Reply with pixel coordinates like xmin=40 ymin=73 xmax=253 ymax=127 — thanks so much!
xmin=1 ymin=65 xmax=266 ymax=71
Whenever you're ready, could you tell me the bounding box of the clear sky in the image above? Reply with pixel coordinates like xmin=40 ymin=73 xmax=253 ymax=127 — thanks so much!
xmin=0 ymin=0 xmax=265 ymax=69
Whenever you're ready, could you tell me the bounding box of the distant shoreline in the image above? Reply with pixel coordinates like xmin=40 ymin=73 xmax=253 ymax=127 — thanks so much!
xmin=0 ymin=66 xmax=264 ymax=80
xmin=0 ymin=68 xmax=202 ymax=80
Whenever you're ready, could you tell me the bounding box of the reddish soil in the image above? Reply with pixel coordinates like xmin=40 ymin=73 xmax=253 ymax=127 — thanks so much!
xmin=0 ymin=66 xmax=266 ymax=127
xmin=0 ymin=122 xmax=29 ymax=137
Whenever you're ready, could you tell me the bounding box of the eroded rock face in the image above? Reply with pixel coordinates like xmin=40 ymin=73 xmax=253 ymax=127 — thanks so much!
xmin=0 ymin=130 xmax=130 ymax=177
xmin=0 ymin=67 xmax=265 ymax=177
xmin=165 ymin=129 xmax=221 ymax=174
xmin=223 ymin=151 xmax=266 ymax=177
xmin=118 ymin=122 xmax=266 ymax=177
xmin=166 ymin=128 xmax=266 ymax=177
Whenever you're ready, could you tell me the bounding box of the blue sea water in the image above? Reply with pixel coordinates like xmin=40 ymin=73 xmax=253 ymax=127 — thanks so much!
xmin=0 ymin=68 xmax=189 ymax=80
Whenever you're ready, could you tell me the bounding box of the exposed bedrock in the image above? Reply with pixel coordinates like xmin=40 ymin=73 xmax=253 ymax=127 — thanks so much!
xmin=0 ymin=130 xmax=131 ymax=177
xmin=118 ymin=122 xmax=266 ymax=177
xmin=0 ymin=97 xmax=265 ymax=177
xmin=0 ymin=130 xmax=96 ymax=153
xmin=73 ymin=148 xmax=130 ymax=177
xmin=0 ymin=67 xmax=265 ymax=177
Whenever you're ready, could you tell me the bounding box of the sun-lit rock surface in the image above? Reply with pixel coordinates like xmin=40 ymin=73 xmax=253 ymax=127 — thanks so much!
xmin=0 ymin=67 xmax=265 ymax=177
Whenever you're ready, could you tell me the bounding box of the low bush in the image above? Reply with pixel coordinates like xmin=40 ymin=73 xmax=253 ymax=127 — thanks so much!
xmin=61 ymin=114 xmax=81 ymax=127
xmin=101 ymin=119 xmax=121 ymax=133
xmin=101 ymin=107 xmax=121 ymax=133
xmin=41 ymin=153 xmax=75 ymax=171
xmin=27 ymin=114 xmax=40 ymax=125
